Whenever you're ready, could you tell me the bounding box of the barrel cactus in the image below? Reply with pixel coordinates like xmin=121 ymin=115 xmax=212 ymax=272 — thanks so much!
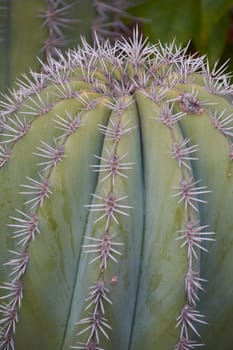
xmin=0 ymin=29 xmax=233 ymax=350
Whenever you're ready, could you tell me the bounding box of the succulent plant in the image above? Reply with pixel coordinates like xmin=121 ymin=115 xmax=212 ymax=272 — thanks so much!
xmin=1 ymin=0 xmax=233 ymax=92
xmin=0 ymin=0 xmax=145 ymax=91
xmin=0 ymin=27 xmax=233 ymax=350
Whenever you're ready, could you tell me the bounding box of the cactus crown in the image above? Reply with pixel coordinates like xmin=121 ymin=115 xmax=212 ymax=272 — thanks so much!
xmin=0 ymin=28 xmax=233 ymax=350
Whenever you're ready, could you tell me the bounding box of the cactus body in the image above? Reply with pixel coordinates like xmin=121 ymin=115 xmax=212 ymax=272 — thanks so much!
xmin=0 ymin=32 xmax=233 ymax=350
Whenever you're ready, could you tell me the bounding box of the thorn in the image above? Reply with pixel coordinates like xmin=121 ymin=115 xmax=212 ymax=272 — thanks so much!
xmin=83 ymin=233 xmax=123 ymax=270
xmin=9 ymin=209 xmax=40 ymax=246
xmin=85 ymin=192 xmax=132 ymax=229
xmin=176 ymin=304 xmax=207 ymax=339
xmin=157 ymin=102 xmax=185 ymax=128
xmin=210 ymin=110 xmax=233 ymax=137
xmin=33 ymin=139 xmax=64 ymax=171
xmin=91 ymin=150 xmax=134 ymax=185
xmin=170 ymin=138 xmax=199 ymax=169
xmin=177 ymin=220 xmax=215 ymax=259
xmin=19 ymin=174 xmax=52 ymax=209
xmin=173 ymin=178 xmax=210 ymax=212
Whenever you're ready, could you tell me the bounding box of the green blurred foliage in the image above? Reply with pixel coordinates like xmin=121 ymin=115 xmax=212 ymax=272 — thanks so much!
xmin=132 ymin=0 xmax=233 ymax=72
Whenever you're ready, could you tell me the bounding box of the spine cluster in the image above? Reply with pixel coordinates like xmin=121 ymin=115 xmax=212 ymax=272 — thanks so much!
xmin=38 ymin=0 xmax=78 ymax=59
xmin=92 ymin=0 xmax=144 ymax=42
xmin=168 ymin=103 xmax=212 ymax=349
xmin=154 ymin=85 xmax=232 ymax=349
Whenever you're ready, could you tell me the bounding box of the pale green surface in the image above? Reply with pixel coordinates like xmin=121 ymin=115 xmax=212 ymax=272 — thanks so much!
xmin=129 ymin=91 xmax=192 ymax=349
xmin=179 ymin=99 xmax=233 ymax=350
xmin=61 ymin=99 xmax=144 ymax=349
xmin=14 ymin=102 xmax=111 ymax=349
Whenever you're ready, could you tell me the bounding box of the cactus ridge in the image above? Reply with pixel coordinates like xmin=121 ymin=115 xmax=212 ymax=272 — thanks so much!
xmin=0 ymin=29 xmax=233 ymax=350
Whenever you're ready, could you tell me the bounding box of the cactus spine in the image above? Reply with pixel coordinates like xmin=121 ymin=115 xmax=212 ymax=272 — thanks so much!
xmin=0 ymin=29 xmax=233 ymax=350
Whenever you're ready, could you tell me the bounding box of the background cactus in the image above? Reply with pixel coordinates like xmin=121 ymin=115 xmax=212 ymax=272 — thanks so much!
xmin=0 ymin=28 xmax=233 ymax=350
xmin=0 ymin=0 xmax=145 ymax=91
xmin=1 ymin=0 xmax=233 ymax=92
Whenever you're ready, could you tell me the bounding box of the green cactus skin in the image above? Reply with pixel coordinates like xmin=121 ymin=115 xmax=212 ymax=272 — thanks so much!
xmin=0 ymin=30 xmax=233 ymax=350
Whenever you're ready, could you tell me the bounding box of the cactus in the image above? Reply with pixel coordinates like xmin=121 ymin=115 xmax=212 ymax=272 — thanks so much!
xmin=0 ymin=29 xmax=233 ymax=350
xmin=0 ymin=0 xmax=144 ymax=91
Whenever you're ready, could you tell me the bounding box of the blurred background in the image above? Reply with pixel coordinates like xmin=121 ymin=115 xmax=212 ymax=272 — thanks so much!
xmin=0 ymin=0 xmax=233 ymax=91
